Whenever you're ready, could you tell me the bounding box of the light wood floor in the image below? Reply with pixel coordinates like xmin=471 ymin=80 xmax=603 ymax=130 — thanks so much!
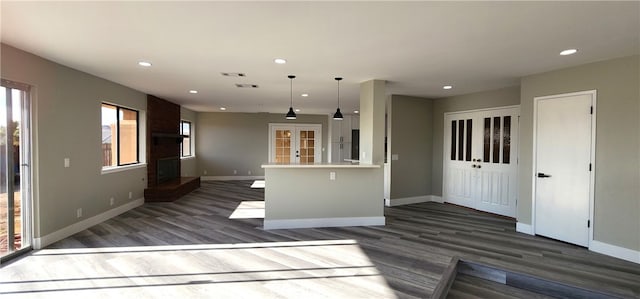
xmin=1 ymin=181 xmax=638 ymax=298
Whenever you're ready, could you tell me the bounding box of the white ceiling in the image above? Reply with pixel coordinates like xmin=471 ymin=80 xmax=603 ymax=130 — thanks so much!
xmin=1 ymin=1 xmax=638 ymax=115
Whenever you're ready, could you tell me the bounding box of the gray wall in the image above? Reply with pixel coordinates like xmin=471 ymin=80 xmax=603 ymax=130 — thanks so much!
xmin=431 ymin=86 xmax=521 ymax=196
xmin=519 ymin=55 xmax=640 ymax=251
xmin=265 ymin=167 xmax=383 ymax=220
xmin=180 ymin=107 xmax=198 ymax=177
xmin=196 ymin=112 xmax=329 ymax=177
xmin=389 ymin=95 xmax=433 ymax=199
xmin=1 ymin=44 xmax=147 ymax=237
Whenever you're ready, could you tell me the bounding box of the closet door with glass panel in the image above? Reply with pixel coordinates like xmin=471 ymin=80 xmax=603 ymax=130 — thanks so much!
xmin=443 ymin=106 xmax=518 ymax=217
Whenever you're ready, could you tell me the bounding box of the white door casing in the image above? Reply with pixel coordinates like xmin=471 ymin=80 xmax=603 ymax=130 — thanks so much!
xmin=443 ymin=106 xmax=519 ymax=217
xmin=533 ymin=91 xmax=595 ymax=247
xmin=269 ymin=124 xmax=321 ymax=163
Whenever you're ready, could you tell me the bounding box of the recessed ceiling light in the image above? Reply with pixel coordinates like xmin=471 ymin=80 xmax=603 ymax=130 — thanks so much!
xmin=274 ymin=58 xmax=287 ymax=64
xmin=443 ymin=85 xmax=453 ymax=90
xmin=560 ymin=49 xmax=578 ymax=56
xmin=295 ymin=109 xmax=301 ymax=112
xmin=301 ymin=93 xmax=309 ymax=97
xmin=138 ymin=61 xmax=152 ymax=67
xmin=189 ymin=90 xmax=198 ymax=94
xmin=354 ymin=110 xmax=359 ymax=114
xmin=220 ymin=107 xmax=227 ymax=111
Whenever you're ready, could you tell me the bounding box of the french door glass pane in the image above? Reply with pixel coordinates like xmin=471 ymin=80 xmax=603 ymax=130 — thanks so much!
xmin=299 ymin=130 xmax=315 ymax=163
xmin=503 ymin=116 xmax=511 ymax=164
xmin=493 ymin=117 xmax=501 ymax=163
xmin=483 ymin=118 xmax=491 ymax=162
xmin=458 ymin=120 xmax=464 ymax=161
xmin=451 ymin=121 xmax=456 ymax=160
xmin=465 ymin=119 xmax=472 ymax=161
xmin=275 ymin=130 xmax=291 ymax=163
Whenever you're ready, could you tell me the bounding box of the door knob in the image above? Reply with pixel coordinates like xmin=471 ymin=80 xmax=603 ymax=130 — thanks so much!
xmin=537 ymin=172 xmax=551 ymax=178
xmin=472 ymin=165 xmax=477 ymax=168
xmin=477 ymin=165 xmax=481 ymax=169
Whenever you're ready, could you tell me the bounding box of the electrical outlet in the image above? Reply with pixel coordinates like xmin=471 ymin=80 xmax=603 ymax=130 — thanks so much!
xmin=233 ymin=170 xmax=237 ymax=175
xmin=64 ymin=158 xmax=70 ymax=168
xmin=110 ymin=197 xmax=114 ymax=206
xmin=128 ymin=192 xmax=132 ymax=199
xmin=76 ymin=208 xmax=82 ymax=218
xmin=248 ymin=170 xmax=251 ymax=175
xmin=203 ymin=170 xmax=207 ymax=175
xmin=330 ymin=171 xmax=336 ymax=181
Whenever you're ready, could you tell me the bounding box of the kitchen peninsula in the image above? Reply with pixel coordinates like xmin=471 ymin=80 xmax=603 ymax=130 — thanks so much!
xmin=261 ymin=162 xmax=384 ymax=229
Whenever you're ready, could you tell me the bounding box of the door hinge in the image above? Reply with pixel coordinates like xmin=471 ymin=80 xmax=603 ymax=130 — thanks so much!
xmin=590 ymin=106 xmax=593 ymax=114
xmin=589 ymin=163 xmax=592 ymax=171
xmin=587 ymin=220 xmax=591 ymax=228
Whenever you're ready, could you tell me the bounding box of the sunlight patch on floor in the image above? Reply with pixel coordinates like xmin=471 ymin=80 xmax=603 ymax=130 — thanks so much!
xmin=1 ymin=240 xmax=398 ymax=298
xmin=229 ymin=201 xmax=265 ymax=219
xmin=250 ymin=180 xmax=265 ymax=188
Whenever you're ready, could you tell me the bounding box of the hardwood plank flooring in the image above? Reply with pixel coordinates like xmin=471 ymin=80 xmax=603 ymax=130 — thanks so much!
xmin=1 ymin=180 xmax=639 ymax=298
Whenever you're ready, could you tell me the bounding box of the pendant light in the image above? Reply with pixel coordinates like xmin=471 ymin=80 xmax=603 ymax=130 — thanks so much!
xmin=333 ymin=77 xmax=344 ymax=120
xmin=285 ymin=75 xmax=297 ymax=120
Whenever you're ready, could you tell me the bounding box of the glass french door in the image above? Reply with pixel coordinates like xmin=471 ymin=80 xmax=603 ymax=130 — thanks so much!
xmin=1 ymin=80 xmax=32 ymax=262
xmin=269 ymin=124 xmax=321 ymax=164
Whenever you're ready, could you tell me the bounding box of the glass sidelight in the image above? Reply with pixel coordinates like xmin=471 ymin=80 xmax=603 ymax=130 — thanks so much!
xmin=0 ymin=80 xmax=32 ymax=261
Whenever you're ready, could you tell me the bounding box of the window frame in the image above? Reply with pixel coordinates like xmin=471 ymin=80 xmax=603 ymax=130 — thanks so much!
xmin=180 ymin=120 xmax=194 ymax=158
xmin=101 ymin=102 xmax=141 ymax=170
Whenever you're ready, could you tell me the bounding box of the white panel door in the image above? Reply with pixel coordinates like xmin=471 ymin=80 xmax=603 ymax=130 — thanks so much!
xmin=443 ymin=116 xmax=476 ymax=208
xmin=443 ymin=107 xmax=519 ymax=217
xmin=475 ymin=109 xmax=519 ymax=217
xmin=535 ymin=92 xmax=594 ymax=247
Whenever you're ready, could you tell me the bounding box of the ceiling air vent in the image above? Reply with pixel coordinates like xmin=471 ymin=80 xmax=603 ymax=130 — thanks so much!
xmin=221 ymin=72 xmax=246 ymax=77
xmin=235 ymin=84 xmax=259 ymax=88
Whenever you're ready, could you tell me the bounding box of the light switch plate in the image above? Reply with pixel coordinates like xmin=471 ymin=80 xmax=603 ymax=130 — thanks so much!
xmin=64 ymin=158 xmax=70 ymax=168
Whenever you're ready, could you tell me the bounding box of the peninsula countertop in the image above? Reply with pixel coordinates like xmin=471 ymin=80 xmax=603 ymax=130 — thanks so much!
xmin=261 ymin=162 xmax=380 ymax=169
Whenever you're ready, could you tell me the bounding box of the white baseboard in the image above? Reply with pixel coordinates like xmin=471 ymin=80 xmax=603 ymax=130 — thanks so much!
xmin=33 ymin=198 xmax=144 ymax=249
xmin=264 ymin=216 xmax=385 ymax=230
xmin=429 ymin=195 xmax=444 ymax=203
xmin=590 ymin=240 xmax=640 ymax=264
xmin=516 ymin=222 xmax=534 ymax=235
xmin=202 ymin=176 xmax=265 ymax=181
xmin=385 ymin=195 xmax=443 ymax=206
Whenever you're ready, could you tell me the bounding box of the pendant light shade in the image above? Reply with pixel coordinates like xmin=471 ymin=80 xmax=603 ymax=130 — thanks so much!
xmin=285 ymin=75 xmax=297 ymax=120
xmin=286 ymin=107 xmax=297 ymax=120
xmin=333 ymin=77 xmax=344 ymax=120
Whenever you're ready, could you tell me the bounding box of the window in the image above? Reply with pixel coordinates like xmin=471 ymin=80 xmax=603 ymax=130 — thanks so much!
xmin=102 ymin=103 xmax=139 ymax=167
xmin=180 ymin=120 xmax=192 ymax=157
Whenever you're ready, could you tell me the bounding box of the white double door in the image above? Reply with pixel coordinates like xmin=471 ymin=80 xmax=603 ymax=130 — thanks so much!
xmin=269 ymin=124 xmax=321 ymax=163
xmin=443 ymin=106 xmax=519 ymax=217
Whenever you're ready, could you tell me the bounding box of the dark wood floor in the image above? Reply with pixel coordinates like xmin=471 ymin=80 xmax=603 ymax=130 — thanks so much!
xmin=2 ymin=181 xmax=639 ymax=298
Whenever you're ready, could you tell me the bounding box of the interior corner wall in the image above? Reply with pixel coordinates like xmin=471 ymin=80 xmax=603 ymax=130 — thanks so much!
xmin=519 ymin=55 xmax=640 ymax=252
xmin=180 ymin=107 xmax=198 ymax=177
xmin=196 ymin=112 xmax=328 ymax=177
xmin=0 ymin=43 xmax=147 ymax=238
xmin=389 ymin=95 xmax=433 ymax=199
xmin=431 ymin=86 xmax=521 ymax=197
